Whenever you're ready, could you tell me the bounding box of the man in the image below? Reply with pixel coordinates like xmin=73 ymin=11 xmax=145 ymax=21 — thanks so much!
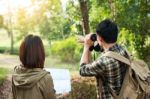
xmin=80 ymin=19 xmax=129 ymax=99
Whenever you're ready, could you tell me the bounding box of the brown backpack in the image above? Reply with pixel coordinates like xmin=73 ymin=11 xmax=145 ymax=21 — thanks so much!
xmin=103 ymin=51 xmax=150 ymax=99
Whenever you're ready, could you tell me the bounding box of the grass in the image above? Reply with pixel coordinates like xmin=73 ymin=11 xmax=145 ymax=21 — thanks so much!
xmin=0 ymin=30 xmax=79 ymax=74
xmin=0 ymin=68 xmax=8 ymax=85
xmin=45 ymin=55 xmax=79 ymax=74
xmin=0 ymin=53 xmax=79 ymax=75
xmin=45 ymin=56 xmax=77 ymax=68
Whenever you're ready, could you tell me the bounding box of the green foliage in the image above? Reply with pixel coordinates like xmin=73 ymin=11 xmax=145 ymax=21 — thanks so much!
xmin=114 ymin=0 xmax=150 ymax=60
xmin=134 ymin=34 xmax=150 ymax=60
xmin=118 ymin=28 xmax=150 ymax=62
xmin=0 ymin=47 xmax=19 ymax=55
xmin=1 ymin=0 xmax=149 ymax=66
xmin=118 ymin=28 xmax=135 ymax=53
xmin=66 ymin=0 xmax=83 ymax=35
xmin=70 ymin=75 xmax=97 ymax=99
xmin=34 ymin=0 xmax=66 ymax=41
xmin=0 ymin=68 xmax=8 ymax=85
xmin=89 ymin=0 xmax=150 ymax=61
xmin=89 ymin=0 xmax=111 ymax=32
xmin=15 ymin=8 xmax=33 ymax=40
xmin=39 ymin=14 xmax=68 ymax=41
xmin=51 ymin=37 xmax=82 ymax=63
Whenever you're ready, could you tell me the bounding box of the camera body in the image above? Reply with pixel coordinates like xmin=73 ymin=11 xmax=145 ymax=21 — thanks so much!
xmin=77 ymin=34 xmax=103 ymax=52
xmin=89 ymin=34 xmax=103 ymax=52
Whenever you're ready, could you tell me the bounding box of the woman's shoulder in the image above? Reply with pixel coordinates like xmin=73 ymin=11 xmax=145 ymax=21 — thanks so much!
xmin=37 ymin=70 xmax=54 ymax=89
xmin=42 ymin=71 xmax=53 ymax=81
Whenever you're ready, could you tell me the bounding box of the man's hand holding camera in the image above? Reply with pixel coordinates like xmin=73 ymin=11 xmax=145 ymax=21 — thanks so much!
xmin=79 ymin=33 xmax=96 ymax=65
xmin=83 ymin=33 xmax=94 ymax=49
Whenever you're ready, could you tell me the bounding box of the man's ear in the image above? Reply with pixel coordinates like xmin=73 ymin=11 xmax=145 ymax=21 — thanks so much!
xmin=98 ymin=36 xmax=103 ymax=42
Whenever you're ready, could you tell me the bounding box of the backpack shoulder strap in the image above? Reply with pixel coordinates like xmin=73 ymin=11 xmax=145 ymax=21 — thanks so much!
xmin=102 ymin=51 xmax=132 ymax=98
xmin=102 ymin=51 xmax=131 ymax=66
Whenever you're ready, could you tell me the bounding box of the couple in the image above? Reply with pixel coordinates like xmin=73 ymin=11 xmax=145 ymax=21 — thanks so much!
xmin=12 ymin=19 xmax=128 ymax=99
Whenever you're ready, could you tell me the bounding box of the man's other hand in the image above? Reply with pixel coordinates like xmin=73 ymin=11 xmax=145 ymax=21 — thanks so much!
xmin=84 ymin=33 xmax=94 ymax=49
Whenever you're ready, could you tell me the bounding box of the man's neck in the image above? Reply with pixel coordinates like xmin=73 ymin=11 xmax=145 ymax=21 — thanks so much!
xmin=103 ymin=43 xmax=116 ymax=51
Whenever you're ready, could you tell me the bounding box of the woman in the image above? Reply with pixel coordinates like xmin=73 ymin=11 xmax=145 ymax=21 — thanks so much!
xmin=12 ymin=35 xmax=65 ymax=99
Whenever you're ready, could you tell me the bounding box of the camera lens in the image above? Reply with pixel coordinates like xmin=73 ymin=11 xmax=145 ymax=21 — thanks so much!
xmin=89 ymin=34 xmax=104 ymax=52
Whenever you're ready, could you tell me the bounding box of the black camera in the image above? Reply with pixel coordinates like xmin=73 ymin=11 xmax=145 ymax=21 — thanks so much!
xmin=89 ymin=34 xmax=103 ymax=52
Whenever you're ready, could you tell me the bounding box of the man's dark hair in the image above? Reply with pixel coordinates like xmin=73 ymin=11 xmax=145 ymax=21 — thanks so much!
xmin=19 ymin=34 xmax=45 ymax=68
xmin=96 ymin=19 xmax=118 ymax=43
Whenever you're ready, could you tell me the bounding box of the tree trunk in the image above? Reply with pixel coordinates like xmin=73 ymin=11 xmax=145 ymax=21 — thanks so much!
xmin=79 ymin=0 xmax=90 ymax=35
xmin=6 ymin=12 xmax=14 ymax=54
xmin=108 ymin=0 xmax=116 ymax=21
xmin=0 ymin=15 xmax=4 ymax=28
xmin=10 ymin=31 xmax=14 ymax=54
xmin=7 ymin=29 xmax=14 ymax=54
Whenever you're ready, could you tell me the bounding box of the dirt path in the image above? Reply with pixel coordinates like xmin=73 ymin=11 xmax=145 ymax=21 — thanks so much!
xmin=0 ymin=75 xmax=12 ymax=99
xmin=0 ymin=54 xmax=20 ymax=69
xmin=0 ymin=54 xmax=18 ymax=99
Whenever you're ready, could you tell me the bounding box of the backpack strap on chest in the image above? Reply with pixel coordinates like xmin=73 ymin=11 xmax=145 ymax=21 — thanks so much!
xmin=102 ymin=51 xmax=131 ymax=66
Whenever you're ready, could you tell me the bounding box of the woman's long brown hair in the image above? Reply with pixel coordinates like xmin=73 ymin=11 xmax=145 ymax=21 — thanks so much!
xmin=19 ymin=35 xmax=45 ymax=68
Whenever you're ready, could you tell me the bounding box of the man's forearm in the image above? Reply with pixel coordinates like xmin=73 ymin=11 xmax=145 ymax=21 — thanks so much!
xmin=80 ymin=46 xmax=91 ymax=65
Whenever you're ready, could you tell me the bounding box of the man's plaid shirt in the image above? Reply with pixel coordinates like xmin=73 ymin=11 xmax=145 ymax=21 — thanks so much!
xmin=80 ymin=44 xmax=129 ymax=99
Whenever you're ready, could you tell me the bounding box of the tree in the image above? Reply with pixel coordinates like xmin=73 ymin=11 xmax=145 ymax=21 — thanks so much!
xmin=108 ymin=0 xmax=116 ymax=20
xmin=89 ymin=0 xmax=150 ymax=61
xmin=135 ymin=0 xmax=150 ymax=60
xmin=0 ymin=14 xmax=14 ymax=53
xmin=65 ymin=0 xmax=83 ymax=35
xmin=79 ymin=0 xmax=90 ymax=34
xmin=15 ymin=8 xmax=32 ymax=40
xmin=89 ymin=0 xmax=111 ymax=32
xmin=113 ymin=0 xmax=150 ymax=59
xmin=30 ymin=0 xmax=67 ymax=42
xmin=0 ymin=15 xmax=3 ymax=28
xmin=6 ymin=8 xmax=14 ymax=54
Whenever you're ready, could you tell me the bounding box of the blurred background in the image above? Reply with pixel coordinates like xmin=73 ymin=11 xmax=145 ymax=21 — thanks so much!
xmin=0 ymin=0 xmax=149 ymax=99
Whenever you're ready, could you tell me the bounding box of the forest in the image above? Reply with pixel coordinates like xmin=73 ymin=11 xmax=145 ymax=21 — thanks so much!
xmin=0 ymin=0 xmax=150 ymax=99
